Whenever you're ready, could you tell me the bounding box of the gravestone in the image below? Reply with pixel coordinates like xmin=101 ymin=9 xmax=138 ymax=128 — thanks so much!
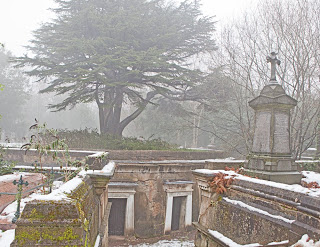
xmin=244 ymin=52 xmax=302 ymax=184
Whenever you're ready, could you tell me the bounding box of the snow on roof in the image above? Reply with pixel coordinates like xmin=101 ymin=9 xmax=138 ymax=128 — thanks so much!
xmin=208 ymin=229 xmax=289 ymax=247
xmin=296 ymin=160 xmax=320 ymax=163
xmin=85 ymin=161 xmax=115 ymax=177
xmin=223 ymin=198 xmax=294 ymax=224
xmin=31 ymin=175 xmax=84 ymax=201
xmin=193 ymin=169 xmax=320 ymax=197
xmin=87 ymin=151 xmax=108 ymax=158
xmin=30 ymin=161 xmax=115 ymax=201
xmin=193 ymin=169 xmax=237 ymax=176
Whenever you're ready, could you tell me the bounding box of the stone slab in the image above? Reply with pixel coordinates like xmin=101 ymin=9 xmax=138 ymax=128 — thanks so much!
xmin=243 ymin=169 xmax=302 ymax=184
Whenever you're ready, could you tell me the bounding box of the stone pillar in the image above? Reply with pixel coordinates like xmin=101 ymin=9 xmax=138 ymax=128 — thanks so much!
xmin=244 ymin=53 xmax=301 ymax=184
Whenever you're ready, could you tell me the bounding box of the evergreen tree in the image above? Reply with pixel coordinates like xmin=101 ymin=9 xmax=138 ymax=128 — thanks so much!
xmin=14 ymin=0 xmax=216 ymax=137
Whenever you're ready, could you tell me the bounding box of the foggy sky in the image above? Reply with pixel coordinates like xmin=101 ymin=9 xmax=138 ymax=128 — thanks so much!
xmin=0 ymin=0 xmax=253 ymax=56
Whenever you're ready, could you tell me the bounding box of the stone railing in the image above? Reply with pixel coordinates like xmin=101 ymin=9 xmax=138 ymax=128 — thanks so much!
xmin=192 ymin=169 xmax=320 ymax=246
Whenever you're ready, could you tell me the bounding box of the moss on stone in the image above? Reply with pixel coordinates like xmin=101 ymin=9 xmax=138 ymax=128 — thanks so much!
xmin=16 ymin=227 xmax=81 ymax=246
xmin=42 ymin=227 xmax=79 ymax=241
xmin=15 ymin=229 xmax=40 ymax=245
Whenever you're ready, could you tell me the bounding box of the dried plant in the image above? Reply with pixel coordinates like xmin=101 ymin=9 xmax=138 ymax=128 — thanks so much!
xmin=208 ymin=172 xmax=235 ymax=194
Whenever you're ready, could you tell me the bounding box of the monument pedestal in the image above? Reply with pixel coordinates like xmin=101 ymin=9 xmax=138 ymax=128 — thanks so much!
xmin=245 ymin=83 xmax=302 ymax=184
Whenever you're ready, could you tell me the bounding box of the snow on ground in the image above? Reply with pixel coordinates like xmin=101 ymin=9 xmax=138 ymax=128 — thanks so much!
xmin=0 ymin=177 xmax=74 ymax=247
xmin=0 ymin=172 xmax=32 ymax=183
xmin=132 ymin=239 xmax=194 ymax=247
xmin=0 ymin=229 xmax=15 ymax=247
xmin=193 ymin=169 xmax=320 ymax=197
xmin=0 ymin=180 xmax=64 ymax=222
xmin=292 ymin=234 xmax=320 ymax=247
xmin=302 ymin=171 xmax=320 ymax=186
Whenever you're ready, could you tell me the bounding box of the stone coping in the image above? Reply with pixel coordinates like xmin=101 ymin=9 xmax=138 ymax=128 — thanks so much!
xmin=164 ymin=180 xmax=194 ymax=185
xmin=109 ymin=182 xmax=138 ymax=187
xmin=193 ymin=169 xmax=320 ymax=215
xmin=114 ymin=158 xmax=244 ymax=164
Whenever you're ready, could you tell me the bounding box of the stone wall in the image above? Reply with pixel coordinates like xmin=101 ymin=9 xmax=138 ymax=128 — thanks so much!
xmin=3 ymin=148 xmax=98 ymax=166
xmin=11 ymin=171 xmax=112 ymax=246
xmin=193 ymin=171 xmax=320 ymax=246
xmin=111 ymin=160 xmax=243 ymax=238
xmin=107 ymin=150 xmax=225 ymax=161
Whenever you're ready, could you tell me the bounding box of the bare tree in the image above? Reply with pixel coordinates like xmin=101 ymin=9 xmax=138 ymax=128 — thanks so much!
xmin=209 ymin=0 xmax=320 ymax=158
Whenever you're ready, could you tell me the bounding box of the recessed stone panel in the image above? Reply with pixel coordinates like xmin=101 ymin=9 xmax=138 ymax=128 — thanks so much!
xmin=273 ymin=112 xmax=290 ymax=153
xmin=252 ymin=111 xmax=271 ymax=153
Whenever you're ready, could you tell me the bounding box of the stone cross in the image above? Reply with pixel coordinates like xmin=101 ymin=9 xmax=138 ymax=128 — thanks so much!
xmin=12 ymin=175 xmax=29 ymax=223
xmin=266 ymin=52 xmax=281 ymax=83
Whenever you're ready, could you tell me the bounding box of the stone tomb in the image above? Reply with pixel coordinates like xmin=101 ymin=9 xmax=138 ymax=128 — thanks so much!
xmin=245 ymin=53 xmax=301 ymax=184
xmin=192 ymin=169 xmax=320 ymax=246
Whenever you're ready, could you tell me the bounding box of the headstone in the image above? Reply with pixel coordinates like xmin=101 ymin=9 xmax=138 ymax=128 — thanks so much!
xmin=244 ymin=52 xmax=302 ymax=184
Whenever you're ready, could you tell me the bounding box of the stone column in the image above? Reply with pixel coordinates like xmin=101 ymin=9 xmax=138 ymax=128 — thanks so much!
xmin=244 ymin=53 xmax=301 ymax=184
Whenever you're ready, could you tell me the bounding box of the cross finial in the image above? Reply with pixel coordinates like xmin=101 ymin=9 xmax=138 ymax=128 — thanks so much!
xmin=266 ymin=52 xmax=281 ymax=83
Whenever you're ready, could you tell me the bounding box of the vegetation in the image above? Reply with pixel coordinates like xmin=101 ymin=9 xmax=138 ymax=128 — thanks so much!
xmin=48 ymin=128 xmax=177 ymax=150
xmin=22 ymin=121 xmax=87 ymax=182
xmin=0 ymin=146 xmax=15 ymax=175
xmin=14 ymin=0 xmax=216 ymax=138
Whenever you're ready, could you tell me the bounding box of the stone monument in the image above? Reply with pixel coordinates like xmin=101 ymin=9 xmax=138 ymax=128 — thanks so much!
xmin=244 ymin=52 xmax=302 ymax=184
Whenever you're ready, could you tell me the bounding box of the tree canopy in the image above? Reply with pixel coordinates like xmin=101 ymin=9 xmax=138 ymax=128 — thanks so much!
xmin=14 ymin=0 xmax=216 ymax=137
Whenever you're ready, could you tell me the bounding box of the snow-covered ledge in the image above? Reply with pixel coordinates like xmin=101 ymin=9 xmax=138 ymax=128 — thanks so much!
xmin=192 ymin=169 xmax=320 ymax=246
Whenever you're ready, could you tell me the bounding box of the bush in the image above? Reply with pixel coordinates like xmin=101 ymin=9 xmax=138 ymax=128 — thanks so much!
xmin=0 ymin=146 xmax=15 ymax=175
xmin=45 ymin=128 xmax=177 ymax=150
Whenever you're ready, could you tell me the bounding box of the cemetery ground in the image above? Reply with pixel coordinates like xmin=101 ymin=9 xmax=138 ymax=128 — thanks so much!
xmin=0 ymin=157 xmax=319 ymax=246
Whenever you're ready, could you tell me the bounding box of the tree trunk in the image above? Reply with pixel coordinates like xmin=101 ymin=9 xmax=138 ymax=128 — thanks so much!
xmin=97 ymin=90 xmax=157 ymax=138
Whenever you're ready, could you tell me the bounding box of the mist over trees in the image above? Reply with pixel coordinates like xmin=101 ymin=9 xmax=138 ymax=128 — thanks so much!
xmin=208 ymin=0 xmax=320 ymax=157
xmin=124 ymin=0 xmax=320 ymax=157
xmin=1 ymin=0 xmax=319 ymax=157
xmin=0 ymin=48 xmax=98 ymax=141
xmin=14 ymin=0 xmax=216 ymax=138
xmin=0 ymin=48 xmax=30 ymax=139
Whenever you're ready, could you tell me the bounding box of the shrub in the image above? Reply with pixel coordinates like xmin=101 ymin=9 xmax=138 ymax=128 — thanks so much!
xmin=48 ymin=128 xmax=177 ymax=150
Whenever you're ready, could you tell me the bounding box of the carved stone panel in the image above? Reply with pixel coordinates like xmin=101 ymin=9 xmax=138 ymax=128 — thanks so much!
xmin=252 ymin=111 xmax=271 ymax=153
xmin=273 ymin=112 xmax=290 ymax=153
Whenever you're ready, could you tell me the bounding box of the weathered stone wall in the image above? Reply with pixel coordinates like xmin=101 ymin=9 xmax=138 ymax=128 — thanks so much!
xmin=108 ymin=150 xmax=225 ymax=161
xmin=193 ymin=171 xmax=320 ymax=246
xmin=3 ymin=148 xmax=97 ymax=166
xmin=11 ymin=175 xmax=110 ymax=247
xmin=111 ymin=160 xmax=243 ymax=238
